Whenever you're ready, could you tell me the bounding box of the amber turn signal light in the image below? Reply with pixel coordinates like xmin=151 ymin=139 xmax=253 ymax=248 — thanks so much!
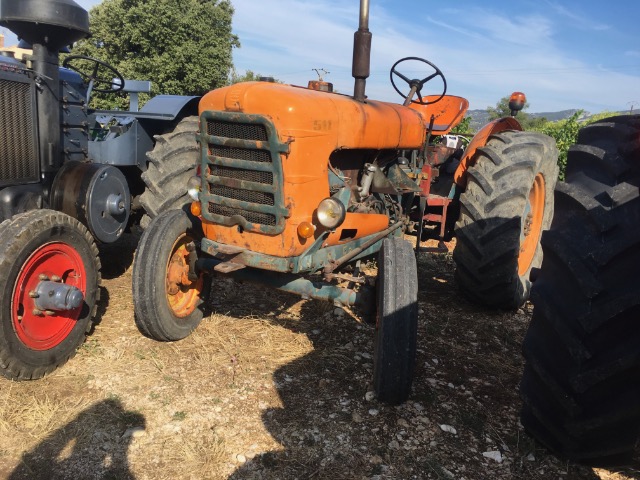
xmin=297 ymin=221 xmax=315 ymax=239
xmin=509 ymin=91 xmax=526 ymax=116
xmin=190 ymin=201 xmax=202 ymax=217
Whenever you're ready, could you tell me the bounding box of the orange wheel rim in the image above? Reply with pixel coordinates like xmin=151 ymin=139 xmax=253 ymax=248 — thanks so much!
xmin=165 ymin=234 xmax=203 ymax=318
xmin=518 ymin=173 xmax=545 ymax=276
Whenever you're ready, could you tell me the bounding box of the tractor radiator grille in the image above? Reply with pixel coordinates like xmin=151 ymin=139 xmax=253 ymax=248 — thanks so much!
xmin=0 ymin=77 xmax=39 ymax=185
xmin=199 ymin=112 xmax=290 ymax=234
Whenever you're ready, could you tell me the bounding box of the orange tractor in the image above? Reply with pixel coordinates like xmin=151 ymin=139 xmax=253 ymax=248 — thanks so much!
xmin=133 ymin=0 xmax=558 ymax=404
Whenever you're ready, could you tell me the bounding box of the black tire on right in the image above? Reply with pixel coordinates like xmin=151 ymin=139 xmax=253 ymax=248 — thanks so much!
xmin=132 ymin=209 xmax=209 ymax=341
xmin=139 ymin=116 xmax=199 ymax=229
xmin=373 ymin=237 xmax=419 ymax=405
xmin=520 ymin=115 xmax=640 ymax=465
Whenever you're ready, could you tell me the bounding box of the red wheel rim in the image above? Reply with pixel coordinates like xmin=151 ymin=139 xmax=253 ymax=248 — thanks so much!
xmin=165 ymin=235 xmax=203 ymax=318
xmin=12 ymin=242 xmax=86 ymax=350
xmin=518 ymin=173 xmax=546 ymax=276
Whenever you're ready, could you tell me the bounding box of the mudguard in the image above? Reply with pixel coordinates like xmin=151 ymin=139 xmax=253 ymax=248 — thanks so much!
xmin=453 ymin=117 xmax=522 ymax=188
xmin=89 ymin=95 xmax=200 ymax=168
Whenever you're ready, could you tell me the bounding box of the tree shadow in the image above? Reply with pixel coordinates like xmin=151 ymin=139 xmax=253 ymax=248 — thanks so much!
xmin=225 ymin=253 xmax=605 ymax=479
xmin=9 ymin=399 xmax=145 ymax=480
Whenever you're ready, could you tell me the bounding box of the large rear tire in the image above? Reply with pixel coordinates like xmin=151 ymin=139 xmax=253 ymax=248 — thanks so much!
xmin=133 ymin=209 xmax=209 ymax=341
xmin=453 ymin=130 xmax=558 ymax=309
xmin=373 ymin=237 xmax=419 ymax=405
xmin=0 ymin=210 xmax=100 ymax=380
xmin=139 ymin=116 xmax=199 ymax=229
xmin=520 ymin=115 xmax=640 ymax=465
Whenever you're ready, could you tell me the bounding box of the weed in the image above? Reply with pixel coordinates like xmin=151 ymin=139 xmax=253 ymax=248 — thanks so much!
xmin=172 ymin=411 xmax=187 ymax=421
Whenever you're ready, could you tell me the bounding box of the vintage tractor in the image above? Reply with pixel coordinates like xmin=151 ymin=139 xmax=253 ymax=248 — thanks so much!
xmin=0 ymin=0 xmax=200 ymax=380
xmin=132 ymin=0 xmax=558 ymax=404
xmin=520 ymin=115 xmax=640 ymax=464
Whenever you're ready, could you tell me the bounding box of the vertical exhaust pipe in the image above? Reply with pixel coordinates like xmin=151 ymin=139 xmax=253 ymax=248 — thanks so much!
xmin=352 ymin=0 xmax=371 ymax=102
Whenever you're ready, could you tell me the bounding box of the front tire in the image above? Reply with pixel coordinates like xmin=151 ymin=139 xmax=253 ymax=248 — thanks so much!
xmin=453 ymin=131 xmax=558 ymax=309
xmin=133 ymin=209 xmax=209 ymax=341
xmin=520 ymin=115 xmax=640 ymax=465
xmin=373 ymin=237 xmax=419 ymax=405
xmin=0 ymin=210 xmax=100 ymax=380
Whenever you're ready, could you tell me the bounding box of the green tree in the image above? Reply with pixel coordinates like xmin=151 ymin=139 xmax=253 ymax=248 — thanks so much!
xmin=73 ymin=0 xmax=239 ymax=108
xmin=487 ymin=96 xmax=547 ymax=130
xmin=229 ymin=69 xmax=281 ymax=84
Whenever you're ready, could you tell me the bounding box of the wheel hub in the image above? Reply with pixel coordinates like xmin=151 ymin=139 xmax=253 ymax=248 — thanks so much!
xmin=165 ymin=238 xmax=203 ymax=318
xmin=13 ymin=242 xmax=87 ymax=351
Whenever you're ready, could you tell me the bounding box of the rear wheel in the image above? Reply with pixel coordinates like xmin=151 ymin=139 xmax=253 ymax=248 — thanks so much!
xmin=373 ymin=237 xmax=418 ymax=405
xmin=453 ymin=131 xmax=558 ymax=309
xmin=133 ymin=209 xmax=209 ymax=341
xmin=139 ymin=116 xmax=199 ymax=229
xmin=0 ymin=210 xmax=100 ymax=380
xmin=520 ymin=115 xmax=640 ymax=465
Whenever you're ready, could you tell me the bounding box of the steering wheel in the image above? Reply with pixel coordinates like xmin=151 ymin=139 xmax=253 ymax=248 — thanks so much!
xmin=390 ymin=56 xmax=447 ymax=106
xmin=62 ymin=55 xmax=125 ymax=94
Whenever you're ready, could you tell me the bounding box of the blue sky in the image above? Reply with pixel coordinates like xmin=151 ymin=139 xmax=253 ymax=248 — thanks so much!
xmin=3 ymin=0 xmax=639 ymax=113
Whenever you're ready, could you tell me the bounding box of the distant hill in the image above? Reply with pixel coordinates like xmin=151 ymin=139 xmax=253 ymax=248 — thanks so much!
xmin=466 ymin=109 xmax=585 ymax=131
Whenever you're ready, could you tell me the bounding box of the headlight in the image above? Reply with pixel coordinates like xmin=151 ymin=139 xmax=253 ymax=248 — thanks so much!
xmin=316 ymin=198 xmax=346 ymax=229
xmin=187 ymin=176 xmax=201 ymax=201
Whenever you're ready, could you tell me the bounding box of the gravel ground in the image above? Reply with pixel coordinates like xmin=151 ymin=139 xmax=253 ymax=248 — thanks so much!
xmin=0 ymin=235 xmax=638 ymax=480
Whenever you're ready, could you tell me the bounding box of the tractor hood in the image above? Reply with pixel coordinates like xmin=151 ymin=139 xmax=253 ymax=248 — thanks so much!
xmin=199 ymin=81 xmax=428 ymax=151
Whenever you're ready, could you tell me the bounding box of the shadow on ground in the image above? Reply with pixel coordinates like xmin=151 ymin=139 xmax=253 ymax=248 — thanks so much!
xmin=9 ymin=399 xmax=145 ymax=480
xmin=226 ymin=253 xmax=605 ymax=479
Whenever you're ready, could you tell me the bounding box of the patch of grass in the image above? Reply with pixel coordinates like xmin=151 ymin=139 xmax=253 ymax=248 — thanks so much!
xmin=172 ymin=411 xmax=187 ymax=421
xmin=79 ymin=338 xmax=102 ymax=356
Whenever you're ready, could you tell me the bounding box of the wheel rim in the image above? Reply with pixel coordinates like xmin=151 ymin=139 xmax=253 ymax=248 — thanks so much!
xmin=12 ymin=243 xmax=86 ymax=350
xmin=165 ymin=234 xmax=203 ymax=318
xmin=518 ymin=173 xmax=546 ymax=276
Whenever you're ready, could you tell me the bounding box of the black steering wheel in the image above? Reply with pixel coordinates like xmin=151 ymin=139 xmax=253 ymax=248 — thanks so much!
xmin=62 ymin=55 xmax=125 ymax=94
xmin=390 ymin=56 xmax=447 ymax=106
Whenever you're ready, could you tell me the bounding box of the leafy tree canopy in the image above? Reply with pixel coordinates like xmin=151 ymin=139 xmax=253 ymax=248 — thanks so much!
xmin=73 ymin=0 xmax=239 ymax=108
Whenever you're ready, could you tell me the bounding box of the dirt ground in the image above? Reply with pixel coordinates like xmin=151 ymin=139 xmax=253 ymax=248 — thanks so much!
xmin=0 ymin=234 xmax=638 ymax=480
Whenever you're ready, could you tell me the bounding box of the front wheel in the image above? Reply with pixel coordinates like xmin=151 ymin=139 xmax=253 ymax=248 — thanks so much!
xmin=0 ymin=210 xmax=100 ymax=380
xmin=373 ymin=237 xmax=419 ymax=405
xmin=453 ymin=131 xmax=558 ymax=309
xmin=132 ymin=209 xmax=209 ymax=341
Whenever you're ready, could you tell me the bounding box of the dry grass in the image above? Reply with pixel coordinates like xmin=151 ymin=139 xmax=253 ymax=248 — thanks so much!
xmin=0 ymin=234 xmax=638 ymax=480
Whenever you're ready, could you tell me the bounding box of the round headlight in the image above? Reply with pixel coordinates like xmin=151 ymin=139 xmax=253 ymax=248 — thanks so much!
xmin=187 ymin=175 xmax=201 ymax=201
xmin=316 ymin=198 xmax=346 ymax=230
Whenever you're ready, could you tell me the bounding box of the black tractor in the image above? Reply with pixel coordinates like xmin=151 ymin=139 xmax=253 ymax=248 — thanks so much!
xmin=0 ymin=0 xmax=200 ymax=379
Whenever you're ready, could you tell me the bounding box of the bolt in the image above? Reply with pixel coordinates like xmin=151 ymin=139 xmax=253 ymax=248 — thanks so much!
xmin=44 ymin=310 xmax=56 ymax=316
xmin=32 ymin=309 xmax=43 ymax=316
xmin=51 ymin=275 xmax=62 ymax=282
xmin=38 ymin=274 xmax=49 ymax=281
xmin=28 ymin=291 xmax=39 ymax=298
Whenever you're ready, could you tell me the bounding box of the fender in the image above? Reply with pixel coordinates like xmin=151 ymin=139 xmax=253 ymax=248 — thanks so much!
xmin=453 ymin=116 xmax=522 ymax=188
xmin=89 ymin=95 xmax=200 ymax=168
